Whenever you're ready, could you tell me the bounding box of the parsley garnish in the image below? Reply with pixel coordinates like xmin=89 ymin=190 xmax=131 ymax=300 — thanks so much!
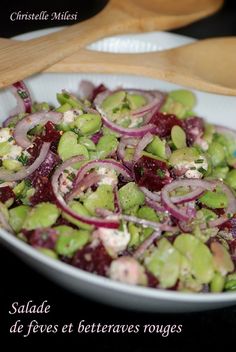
xmin=156 ymin=169 xmax=165 ymax=178
xmin=17 ymin=154 xmax=28 ymax=166
xmin=194 ymin=159 xmax=204 ymax=164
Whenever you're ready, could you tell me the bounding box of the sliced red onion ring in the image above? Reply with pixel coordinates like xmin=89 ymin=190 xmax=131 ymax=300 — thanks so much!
xmin=14 ymin=111 xmax=62 ymax=148
xmin=145 ymin=198 xmax=165 ymax=213
xmin=94 ymin=91 xmax=157 ymax=137
xmin=51 ymin=156 xmax=120 ymax=229
xmin=0 ymin=142 xmax=50 ymax=182
xmin=161 ymin=179 xmax=215 ymax=222
xmin=79 ymin=80 xmax=95 ymax=100
xmin=74 ymin=159 xmax=132 ymax=190
xmin=66 ymin=170 xmax=102 ymax=202
xmin=170 ymin=187 xmax=205 ymax=204
xmin=139 ymin=187 xmax=161 ymax=202
xmin=9 ymin=81 xmax=32 ymax=117
xmin=121 ymin=214 xmax=177 ymax=232
xmin=133 ymin=230 xmax=161 ymax=259
xmin=133 ymin=132 xmax=153 ymax=162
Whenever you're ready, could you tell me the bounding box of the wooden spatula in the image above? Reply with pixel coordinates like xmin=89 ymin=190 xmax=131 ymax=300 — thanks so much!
xmin=0 ymin=0 xmax=223 ymax=88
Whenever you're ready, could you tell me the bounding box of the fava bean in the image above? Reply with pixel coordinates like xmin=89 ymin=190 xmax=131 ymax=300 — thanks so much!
xmin=171 ymin=125 xmax=187 ymax=149
xmin=23 ymin=202 xmax=60 ymax=230
xmin=146 ymin=136 xmax=167 ymax=159
xmin=96 ymin=135 xmax=118 ymax=158
xmin=9 ymin=205 xmax=29 ymax=232
xmin=207 ymin=142 xmax=225 ymax=167
xmin=126 ymin=93 xmax=147 ymax=109
xmin=102 ymin=91 xmax=126 ymax=113
xmin=57 ymin=92 xmax=83 ymax=109
xmin=79 ymin=137 xmax=96 ymax=151
xmin=225 ymin=169 xmax=236 ymax=189
xmin=2 ymin=159 xmax=22 ymax=171
xmin=57 ymin=131 xmax=89 ymax=162
xmin=199 ymin=190 xmax=228 ymax=209
xmin=210 ymin=272 xmax=225 ymax=292
xmin=74 ymin=114 xmax=101 ymax=136
xmin=62 ymin=201 xmax=93 ymax=230
xmin=0 ymin=141 xmax=11 ymax=157
xmin=145 ymin=238 xmax=181 ymax=288
xmin=55 ymin=225 xmax=90 ymax=257
xmin=118 ymin=182 xmax=145 ymax=211
xmin=84 ymin=184 xmax=114 ymax=215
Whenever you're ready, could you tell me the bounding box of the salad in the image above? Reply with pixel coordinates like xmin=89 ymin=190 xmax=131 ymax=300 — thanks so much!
xmin=0 ymin=80 xmax=236 ymax=293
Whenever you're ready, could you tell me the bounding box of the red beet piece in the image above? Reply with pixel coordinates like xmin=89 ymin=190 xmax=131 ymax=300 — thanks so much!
xmin=0 ymin=186 xmax=15 ymax=203
xmin=150 ymin=112 xmax=183 ymax=137
xmin=183 ymin=116 xmax=204 ymax=145
xmin=29 ymin=150 xmax=60 ymax=187
xmin=25 ymin=228 xmax=58 ymax=249
xmin=72 ymin=242 xmax=112 ymax=277
xmin=134 ymin=156 xmax=172 ymax=191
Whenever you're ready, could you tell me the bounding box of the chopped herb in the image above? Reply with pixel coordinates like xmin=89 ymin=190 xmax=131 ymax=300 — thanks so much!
xmin=227 ymin=213 xmax=233 ymax=219
xmin=0 ymin=180 xmax=4 ymax=184
xmin=156 ymin=169 xmax=165 ymax=178
xmin=198 ymin=167 xmax=207 ymax=174
xmin=67 ymin=173 xmax=76 ymax=182
xmin=194 ymin=159 xmax=204 ymax=164
xmin=8 ymin=137 xmax=14 ymax=142
xmin=190 ymin=167 xmax=197 ymax=170
xmin=112 ymin=107 xmax=120 ymax=114
xmin=17 ymin=154 xmax=28 ymax=166
xmin=18 ymin=89 xmax=28 ymax=100
xmin=24 ymin=179 xmax=32 ymax=187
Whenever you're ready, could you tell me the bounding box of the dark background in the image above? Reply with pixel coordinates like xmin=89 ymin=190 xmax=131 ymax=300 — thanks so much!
xmin=0 ymin=0 xmax=236 ymax=350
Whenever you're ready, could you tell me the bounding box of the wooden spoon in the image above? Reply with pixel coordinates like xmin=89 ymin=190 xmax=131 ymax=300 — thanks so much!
xmin=0 ymin=0 xmax=223 ymax=88
xmin=45 ymin=37 xmax=236 ymax=96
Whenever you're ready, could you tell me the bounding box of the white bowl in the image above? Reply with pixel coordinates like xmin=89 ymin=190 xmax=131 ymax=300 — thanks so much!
xmin=0 ymin=29 xmax=236 ymax=312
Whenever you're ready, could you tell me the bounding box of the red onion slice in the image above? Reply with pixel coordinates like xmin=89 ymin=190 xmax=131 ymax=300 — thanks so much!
xmin=133 ymin=132 xmax=153 ymax=162
xmin=0 ymin=142 xmax=50 ymax=182
xmin=161 ymin=179 xmax=215 ymax=222
xmin=66 ymin=171 xmax=102 ymax=202
xmin=9 ymin=81 xmax=32 ymax=116
xmin=145 ymin=198 xmax=165 ymax=213
xmin=14 ymin=111 xmax=62 ymax=148
xmin=79 ymin=80 xmax=95 ymax=100
xmin=51 ymin=156 xmax=120 ymax=229
xmin=121 ymin=214 xmax=177 ymax=232
xmin=94 ymin=91 xmax=157 ymax=137
xmin=214 ymin=125 xmax=236 ymax=139
xmin=133 ymin=230 xmax=161 ymax=259
xmin=170 ymin=187 xmax=205 ymax=204
xmin=74 ymin=159 xmax=132 ymax=190
xmin=139 ymin=187 xmax=161 ymax=202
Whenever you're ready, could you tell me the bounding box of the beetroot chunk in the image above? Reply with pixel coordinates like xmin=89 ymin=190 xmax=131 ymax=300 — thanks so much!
xmin=134 ymin=156 xmax=172 ymax=191
xmin=24 ymin=228 xmax=58 ymax=249
xmin=72 ymin=242 xmax=112 ymax=276
xmin=29 ymin=151 xmax=60 ymax=187
xmin=150 ymin=112 xmax=183 ymax=137
xmin=183 ymin=116 xmax=204 ymax=145
xmin=0 ymin=186 xmax=15 ymax=203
